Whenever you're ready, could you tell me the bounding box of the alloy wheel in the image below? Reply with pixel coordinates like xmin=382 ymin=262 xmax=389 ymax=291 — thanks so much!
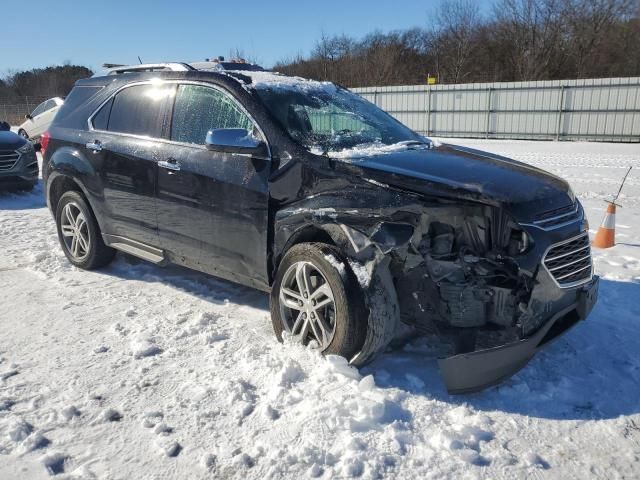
xmin=60 ymin=202 xmax=90 ymax=261
xmin=279 ymin=261 xmax=337 ymax=349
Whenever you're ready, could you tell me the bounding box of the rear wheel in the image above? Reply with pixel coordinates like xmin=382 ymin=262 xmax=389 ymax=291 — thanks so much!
xmin=270 ymin=243 xmax=367 ymax=359
xmin=55 ymin=191 xmax=115 ymax=269
xmin=18 ymin=129 xmax=28 ymax=139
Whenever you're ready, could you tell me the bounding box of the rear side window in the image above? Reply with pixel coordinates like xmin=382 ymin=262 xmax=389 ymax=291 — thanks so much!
xmin=171 ymin=84 xmax=253 ymax=145
xmin=102 ymin=84 xmax=174 ymax=137
xmin=92 ymin=98 xmax=112 ymax=130
xmin=53 ymin=86 xmax=102 ymax=127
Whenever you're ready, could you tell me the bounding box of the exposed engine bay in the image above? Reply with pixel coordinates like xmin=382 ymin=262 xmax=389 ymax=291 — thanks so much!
xmin=392 ymin=205 xmax=534 ymax=352
xmin=333 ymin=202 xmax=539 ymax=359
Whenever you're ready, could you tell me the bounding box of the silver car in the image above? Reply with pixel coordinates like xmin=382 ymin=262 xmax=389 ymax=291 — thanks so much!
xmin=17 ymin=97 xmax=64 ymax=140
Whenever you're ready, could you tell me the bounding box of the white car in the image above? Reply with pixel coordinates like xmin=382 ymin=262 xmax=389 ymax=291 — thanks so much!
xmin=18 ymin=97 xmax=64 ymax=139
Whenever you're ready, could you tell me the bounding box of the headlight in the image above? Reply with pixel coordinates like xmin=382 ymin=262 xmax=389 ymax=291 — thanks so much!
xmin=17 ymin=142 xmax=34 ymax=154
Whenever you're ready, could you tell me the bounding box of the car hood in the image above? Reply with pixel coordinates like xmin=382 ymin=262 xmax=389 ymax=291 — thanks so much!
xmin=343 ymin=143 xmax=574 ymax=221
xmin=0 ymin=131 xmax=27 ymax=151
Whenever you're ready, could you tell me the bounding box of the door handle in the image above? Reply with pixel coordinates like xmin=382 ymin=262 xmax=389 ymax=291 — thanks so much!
xmin=158 ymin=158 xmax=181 ymax=171
xmin=86 ymin=141 xmax=102 ymax=152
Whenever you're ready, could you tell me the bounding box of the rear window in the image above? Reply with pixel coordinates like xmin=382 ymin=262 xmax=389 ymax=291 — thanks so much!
xmin=54 ymin=86 xmax=102 ymax=125
xmin=100 ymin=84 xmax=174 ymax=137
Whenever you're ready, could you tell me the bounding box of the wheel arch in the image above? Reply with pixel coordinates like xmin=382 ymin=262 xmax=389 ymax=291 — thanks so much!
xmin=270 ymin=220 xmax=361 ymax=285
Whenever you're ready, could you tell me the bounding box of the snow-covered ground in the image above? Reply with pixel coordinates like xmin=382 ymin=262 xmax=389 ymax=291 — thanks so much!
xmin=1 ymin=140 xmax=639 ymax=479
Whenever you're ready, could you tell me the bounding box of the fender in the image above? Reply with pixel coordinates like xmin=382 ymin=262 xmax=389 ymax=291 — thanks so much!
xmin=45 ymin=146 xmax=106 ymax=231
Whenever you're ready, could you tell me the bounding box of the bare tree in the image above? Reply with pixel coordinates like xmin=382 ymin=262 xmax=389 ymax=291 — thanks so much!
xmin=564 ymin=0 xmax=637 ymax=77
xmin=429 ymin=0 xmax=482 ymax=83
xmin=491 ymin=0 xmax=567 ymax=80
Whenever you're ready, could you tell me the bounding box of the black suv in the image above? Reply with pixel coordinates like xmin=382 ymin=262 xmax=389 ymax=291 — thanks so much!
xmin=43 ymin=64 xmax=598 ymax=393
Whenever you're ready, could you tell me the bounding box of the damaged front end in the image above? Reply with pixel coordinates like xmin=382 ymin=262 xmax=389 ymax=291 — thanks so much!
xmin=282 ymin=197 xmax=599 ymax=394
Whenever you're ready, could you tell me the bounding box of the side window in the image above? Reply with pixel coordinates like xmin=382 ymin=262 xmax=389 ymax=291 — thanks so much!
xmin=92 ymin=97 xmax=113 ymax=130
xmin=105 ymin=84 xmax=174 ymax=137
xmin=31 ymin=101 xmax=48 ymax=117
xmin=170 ymin=84 xmax=254 ymax=145
xmin=44 ymin=100 xmax=57 ymax=111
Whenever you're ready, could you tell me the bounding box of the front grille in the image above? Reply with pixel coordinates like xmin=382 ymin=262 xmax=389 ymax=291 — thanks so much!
xmin=532 ymin=202 xmax=582 ymax=230
xmin=0 ymin=150 xmax=20 ymax=171
xmin=543 ymin=233 xmax=592 ymax=287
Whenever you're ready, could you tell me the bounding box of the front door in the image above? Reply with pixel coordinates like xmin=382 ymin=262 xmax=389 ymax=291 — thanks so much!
xmin=156 ymin=83 xmax=271 ymax=288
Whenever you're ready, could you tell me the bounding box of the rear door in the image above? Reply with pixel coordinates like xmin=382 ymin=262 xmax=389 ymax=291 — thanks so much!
xmin=86 ymin=82 xmax=175 ymax=247
xmin=156 ymin=83 xmax=271 ymax=287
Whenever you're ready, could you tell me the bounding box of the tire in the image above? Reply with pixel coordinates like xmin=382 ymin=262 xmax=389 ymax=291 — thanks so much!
xmin=55 ymin=191 xmax=115 ymax=269
xmin=270 ymin=242 xmax=367 ymax=359
xmin=18 ymin=129 xmax=28 ymax=139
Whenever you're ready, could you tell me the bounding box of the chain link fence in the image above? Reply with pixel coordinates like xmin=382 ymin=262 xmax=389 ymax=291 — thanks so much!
xmin=0 ymin=96 xmax=52 ymax=126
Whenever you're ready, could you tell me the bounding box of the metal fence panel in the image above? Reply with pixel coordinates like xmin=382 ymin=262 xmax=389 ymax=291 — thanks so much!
xmin=353 ymin=77 xmax=640 ymax=142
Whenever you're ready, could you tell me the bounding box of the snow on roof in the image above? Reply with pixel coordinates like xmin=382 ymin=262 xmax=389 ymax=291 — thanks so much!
xmin=228 ymin=70 xmax=338 ymax=94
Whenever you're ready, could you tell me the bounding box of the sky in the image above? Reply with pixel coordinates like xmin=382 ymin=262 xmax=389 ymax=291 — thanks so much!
xmin=2 ymin=0 xmax=493 ymax=75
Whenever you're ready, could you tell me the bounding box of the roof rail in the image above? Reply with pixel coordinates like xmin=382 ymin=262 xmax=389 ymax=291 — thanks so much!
xmin=103 ymin=63 xmax=195 ymax=75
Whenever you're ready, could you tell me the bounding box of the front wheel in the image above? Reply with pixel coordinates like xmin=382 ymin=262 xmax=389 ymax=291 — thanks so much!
xmin=270 ymin=243 xmax=367 ymax=359
xmin=18 ymin=129 xmax=28 ymax=139
xmin=55 ymin=191 xmax=115 ymax=269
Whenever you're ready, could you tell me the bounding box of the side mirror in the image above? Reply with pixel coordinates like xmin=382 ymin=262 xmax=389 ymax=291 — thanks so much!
xmin=33 ymin=142 xmax=42 ymax=152
xmin=205 ymin=128 xmax=268 ymax=158
xmin=25 ymin=114 xmax=32 ymax=120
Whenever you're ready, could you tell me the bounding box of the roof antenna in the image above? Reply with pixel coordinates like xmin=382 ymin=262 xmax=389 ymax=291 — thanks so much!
xmin=138 ymin=56 xmax=143 ymax=64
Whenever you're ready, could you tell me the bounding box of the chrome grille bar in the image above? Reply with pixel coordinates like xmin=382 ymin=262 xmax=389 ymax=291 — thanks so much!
xmin=543 ymin=232 xmax=593 ymax=288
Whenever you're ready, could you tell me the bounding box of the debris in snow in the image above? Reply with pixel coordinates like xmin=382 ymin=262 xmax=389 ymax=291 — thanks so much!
xmin=40 ymin=452 xmax=68 ymax=476
xmin=7 ymin=419 xmax=33 ymax=442
xmin=153 ymin=423 xmax=173 ymax=435
xmin=201 ymin=453 xmax=217 ymax=471
xmin=524 ymin=452 xmax=550 ymax=469
xmin=61 ymin=405 xmax=80 ymax=420
xmin=131 ymin=335 xmax=162 ymax=359
xmin=93 ymin=345 xmax=109 ymax=354
xmin=0 ymin=369 xmax=18 ymax=381
xmin=156 ymin=438 xmax=181 ymax=457
xmin=101 ymin=408 xmax=122 ymax=422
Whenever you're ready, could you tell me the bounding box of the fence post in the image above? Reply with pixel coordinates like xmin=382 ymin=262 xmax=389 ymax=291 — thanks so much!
xmin=556 ymin=85 xmax=565 ymax=141
xmin=426 ymin=87 xmax=431 ymax=136
xmin=485 ymin=87 xmax=492 ymax=139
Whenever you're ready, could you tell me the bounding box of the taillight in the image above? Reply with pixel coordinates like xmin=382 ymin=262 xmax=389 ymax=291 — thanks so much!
xmin=40 ymin=131 xmax=50 ymax=157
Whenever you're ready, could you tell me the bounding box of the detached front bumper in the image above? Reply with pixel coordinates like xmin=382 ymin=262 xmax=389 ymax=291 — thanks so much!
xmin=438 ymin=275 xmax=599 ymax=394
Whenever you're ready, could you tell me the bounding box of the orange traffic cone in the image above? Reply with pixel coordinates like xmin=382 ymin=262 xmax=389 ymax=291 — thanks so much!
xmin=592 ymin=202 xmax=616 ymax=248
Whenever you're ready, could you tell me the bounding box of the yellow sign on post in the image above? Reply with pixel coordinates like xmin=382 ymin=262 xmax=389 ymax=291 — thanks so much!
xmin=427 ymin=75 xmax=437 ymax=85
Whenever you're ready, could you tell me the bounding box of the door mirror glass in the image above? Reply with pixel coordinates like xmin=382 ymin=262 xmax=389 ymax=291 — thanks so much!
xmin=205 ymin=128 xmax=267 ymax=156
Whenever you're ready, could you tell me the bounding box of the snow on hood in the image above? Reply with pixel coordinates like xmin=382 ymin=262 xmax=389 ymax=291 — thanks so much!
xmin=310 ymin=141 xmax=434 ymax=160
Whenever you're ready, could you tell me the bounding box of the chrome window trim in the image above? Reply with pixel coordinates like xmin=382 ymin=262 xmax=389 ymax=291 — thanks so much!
xmin=542 ymin=232 xmax=593 ymax=289
xmin=86 ymin=79 xmax=272 ymax=159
